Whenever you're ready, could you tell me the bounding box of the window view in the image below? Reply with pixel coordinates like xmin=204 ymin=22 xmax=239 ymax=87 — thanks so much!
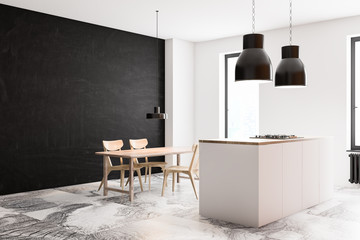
xmin=351 ymin=37 xmax=360 ymax=149
xmin=225 ymin=53 xmax=259 ymax=138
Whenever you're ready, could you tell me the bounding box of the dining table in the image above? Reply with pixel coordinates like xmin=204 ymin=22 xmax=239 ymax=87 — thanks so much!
xmin=95 ymin=146 xmax=193 ymax=201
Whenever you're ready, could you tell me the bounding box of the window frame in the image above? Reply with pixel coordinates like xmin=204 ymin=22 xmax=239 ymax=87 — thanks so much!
xmin=224 ymin=52 xmax=240 ymax=138
xmin=351 ymin=37 xmax=360 ymax=150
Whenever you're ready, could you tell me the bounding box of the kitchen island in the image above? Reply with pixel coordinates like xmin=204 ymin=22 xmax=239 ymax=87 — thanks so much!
xmin=199 ymin=137 xmax=333 ymax=227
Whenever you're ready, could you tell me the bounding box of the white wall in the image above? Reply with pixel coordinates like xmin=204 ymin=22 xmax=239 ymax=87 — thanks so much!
xmin=165 ymin=39 xmax=195 ymax=166
xmin=195 ymin=38 xmax=242 ymax=140
xmin=194 ymin=15 xmax=360 ymax=186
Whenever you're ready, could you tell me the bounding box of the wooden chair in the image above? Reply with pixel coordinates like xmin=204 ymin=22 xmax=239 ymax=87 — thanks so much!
xmin=161 ymin=144 xmax=199 ymax=199
xmin=98 ymin=140 xmax=143 ymax=192
xmin=128 ymin=138 xmax=167 ymax=190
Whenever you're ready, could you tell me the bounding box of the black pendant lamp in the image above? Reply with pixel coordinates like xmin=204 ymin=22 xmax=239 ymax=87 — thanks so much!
xmin=275 ymin=0 xmax=306 ymax=87
xmin=146 ymin=10 xmax=168 ymax=119
xmin=146 ymin=106 xmax=167 ymax=119
xmin=235 ymin=0 xmax=272 ymax=82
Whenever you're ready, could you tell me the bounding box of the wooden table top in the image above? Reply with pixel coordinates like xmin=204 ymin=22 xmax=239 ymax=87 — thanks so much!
xmin=95 ymin=146 xmax=193 ymax=158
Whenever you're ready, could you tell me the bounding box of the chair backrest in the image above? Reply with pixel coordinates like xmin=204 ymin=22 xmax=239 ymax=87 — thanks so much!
xmin=102 ymin=140 xmax=124 ymax=166
xmin=129 ymin=138 xmax=148 ymax=150
xmin=189 ymin=144 xmax=199 ymax=172
xmin=129 ymin=138 xmax=148 ymax=163
xmin=103 ymin=140 xmax=124 ymax=151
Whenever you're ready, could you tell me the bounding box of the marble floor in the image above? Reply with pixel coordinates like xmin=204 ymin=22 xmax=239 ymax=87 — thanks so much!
xmin=1 ymin=175 xmax=360 ymax=240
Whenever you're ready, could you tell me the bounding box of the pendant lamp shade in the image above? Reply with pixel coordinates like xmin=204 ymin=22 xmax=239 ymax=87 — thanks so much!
xmin=235 ymin=34 xmax=273 ymax=82
xmin=275 ymin=0 xmax=306 ymax=88
xmin=146 ymin=106 xmax=168 ymax=119
xmin=275 ymin=45 xmax=306 ymax=87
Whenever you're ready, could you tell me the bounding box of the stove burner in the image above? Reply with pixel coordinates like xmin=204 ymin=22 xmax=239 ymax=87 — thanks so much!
xmin=252 ymin=134 xmax=298 ymax=139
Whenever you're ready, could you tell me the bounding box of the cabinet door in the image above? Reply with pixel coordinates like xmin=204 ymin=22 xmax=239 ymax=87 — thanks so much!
xmin=283 ymin=142 xmax=303 ymax=217
xmin=302 ymin=140 xmax=320 ymax=209
xmin=199 ymin=143 xmax=260 ymax=227
xmin=259 ymin=144 xmax=283 ymax=226
xmin=319 ymin=138 xmax=334 ymax=202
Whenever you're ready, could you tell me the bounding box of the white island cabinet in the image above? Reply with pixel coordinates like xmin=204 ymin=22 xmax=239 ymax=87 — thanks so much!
xmin=199 ymin=137 xmax=333 ymax=227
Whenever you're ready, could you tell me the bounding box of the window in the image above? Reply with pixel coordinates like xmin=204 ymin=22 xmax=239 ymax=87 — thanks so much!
xmin=225 ymin=53 xmax=259 ymax=138
xmin=351 ymin=37 xmax=360 ymax=150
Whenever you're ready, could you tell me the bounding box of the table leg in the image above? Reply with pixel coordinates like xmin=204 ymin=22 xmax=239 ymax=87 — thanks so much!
xmin=129 ymin=158 xmax=134 ymax=202
xmin=103 ymin=156 xmax=108 ymax=196
xmin=177 ymin=154 xmax=180 ymax=183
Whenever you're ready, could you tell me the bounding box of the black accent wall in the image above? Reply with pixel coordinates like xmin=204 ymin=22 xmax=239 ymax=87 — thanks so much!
xmin=0 ymin=4 xmax=165 ymax=195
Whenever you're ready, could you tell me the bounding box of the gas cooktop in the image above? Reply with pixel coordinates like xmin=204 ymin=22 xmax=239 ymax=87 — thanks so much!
xmin=251 ymin=134 xmax=300 ymax=139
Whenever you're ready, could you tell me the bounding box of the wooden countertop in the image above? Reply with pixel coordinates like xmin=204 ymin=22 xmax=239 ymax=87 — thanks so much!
xmin=199 ymin=137 xmax=327 ymax=145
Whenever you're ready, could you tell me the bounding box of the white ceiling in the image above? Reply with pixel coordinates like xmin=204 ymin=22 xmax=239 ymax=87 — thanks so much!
xmin=0 ymin=0 xmax=359 ymax=42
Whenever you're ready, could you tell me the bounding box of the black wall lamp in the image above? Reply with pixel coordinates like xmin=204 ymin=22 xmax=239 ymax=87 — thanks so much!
xmin=275 ymin=0 xmax=306 ymax=88
xmin=235 ymin=0 xmax=272 ymax=83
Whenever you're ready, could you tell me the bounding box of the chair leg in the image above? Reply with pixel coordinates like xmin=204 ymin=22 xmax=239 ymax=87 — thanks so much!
xmin=163 ymin=169 xmax=167 ymax=187
xmin=195 ymin=170 xmax=200 ymax=179
xmin=136 ymin=169 xmax=143 ymax=192
xmin=172 ymin=172 xmax=175 ymax=192
xmin=149 ymin=167 xmax=152 ymax=190
xmin=98 ymin=170 xmax=111 ymax=191
xmin=161 ymin=170 xmax=168 ymax=197
xmin=189 ymin=172 xmax=198 ymax=200
xmin=145 ymin=167 xmax=148 ymax=183
xmin=120 ymin=170 xmax=125 ymax=190
xmin=164 ymin=167 xmax=168 ymax=187
xmin=98 ymin=178 xmax=104 ymax=191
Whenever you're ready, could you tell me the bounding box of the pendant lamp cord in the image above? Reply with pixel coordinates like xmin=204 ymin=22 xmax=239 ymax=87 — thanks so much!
xmin=289 ymin=0 xmax=292 ymax=45
xmin=156 ymin=10 xmax=159 ymax=106
xmin=156 ymin=10 xmax=159 ymax=40
xmin=252 ymin=0 xmax=255 ymax=33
